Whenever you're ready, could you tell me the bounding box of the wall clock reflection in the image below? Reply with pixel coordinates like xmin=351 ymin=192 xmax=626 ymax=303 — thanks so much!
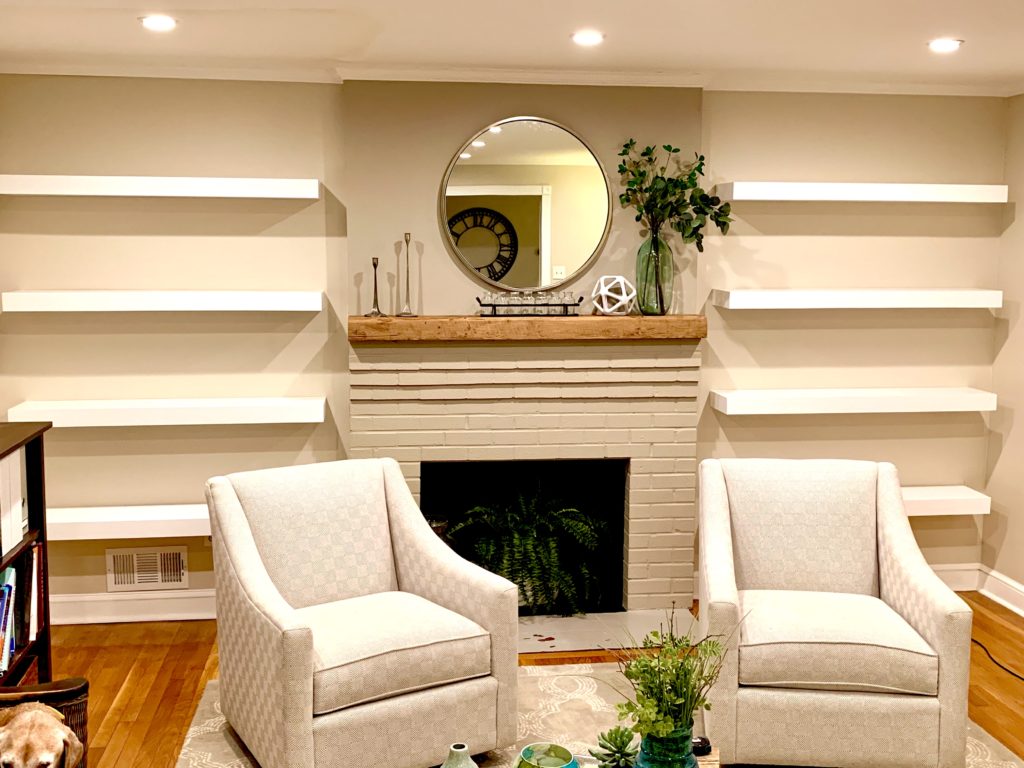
xmin=446 ymin=206 xmax=519 ymax=282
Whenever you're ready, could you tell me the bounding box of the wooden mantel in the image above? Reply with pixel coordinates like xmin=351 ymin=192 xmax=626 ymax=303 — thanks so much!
xmin=347 ymin=314 xmax=707 ymax=343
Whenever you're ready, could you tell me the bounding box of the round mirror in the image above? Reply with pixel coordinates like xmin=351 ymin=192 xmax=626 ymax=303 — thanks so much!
xmin=439 ymin=117 xmax=611 ymax=291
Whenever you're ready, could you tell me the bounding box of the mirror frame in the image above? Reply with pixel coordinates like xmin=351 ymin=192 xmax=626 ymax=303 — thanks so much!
xmin=437 ymin=115 xmax=613 ymax=292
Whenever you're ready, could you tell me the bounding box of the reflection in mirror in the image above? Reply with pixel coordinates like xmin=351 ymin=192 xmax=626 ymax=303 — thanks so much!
xmin=440 ymin=118 xmax=611 ymax=291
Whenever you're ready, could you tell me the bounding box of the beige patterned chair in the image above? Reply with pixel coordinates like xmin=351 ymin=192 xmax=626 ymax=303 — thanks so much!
xmin=206 ymin=457 xmax=519 ymax=768
xmin=697 ymin=459 xmax=972 ymax=768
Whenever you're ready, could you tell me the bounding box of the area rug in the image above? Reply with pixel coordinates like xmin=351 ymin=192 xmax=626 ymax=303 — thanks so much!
xmin=176 ymin=664 xmax=1021 ymax=768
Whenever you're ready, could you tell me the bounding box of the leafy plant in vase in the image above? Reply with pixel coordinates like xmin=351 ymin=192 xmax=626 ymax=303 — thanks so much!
xmin=617 ymin=141 xmax=732 ymax=315
xmin=613 ymin=615 xmax=725 ymax=768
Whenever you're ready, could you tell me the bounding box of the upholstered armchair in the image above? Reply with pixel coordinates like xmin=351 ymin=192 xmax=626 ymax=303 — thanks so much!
xmin=206 ymin=457 xmax=519 ymax=768
xmin=698 ymin=459 xmax=972 ymax=768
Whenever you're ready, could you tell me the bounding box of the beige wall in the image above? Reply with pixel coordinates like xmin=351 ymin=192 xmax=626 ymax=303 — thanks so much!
xmin=2 ymin=74 xmax=1021 ymax=606
xmin=986 ymin=94 xmax=1024 ymax=583
xmin=341 ymin=81 xmax=702 ymax=317
xmin=0 ymin=74 xmax=347 ymax=596
xmin=698 ymin=91 xmax=1008 ymax=567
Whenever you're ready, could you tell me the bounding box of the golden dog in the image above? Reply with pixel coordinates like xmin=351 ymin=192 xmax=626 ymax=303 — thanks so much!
xmin=0 ymin=703 xmax=84 ymax=768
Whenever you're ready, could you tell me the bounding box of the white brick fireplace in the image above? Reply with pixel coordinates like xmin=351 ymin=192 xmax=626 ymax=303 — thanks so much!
xmin=347 ymin=341 xmax=700 ymax=610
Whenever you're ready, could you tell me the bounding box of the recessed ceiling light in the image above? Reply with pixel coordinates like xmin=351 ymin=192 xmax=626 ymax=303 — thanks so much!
xmin=928 ymin=37 xmax=963 ymax=54
xmin=460 ymin=152 xmax=472 ymax=160
xmin=572 ymin=29 xmax=604 ymax=47
xmin=140 ymin=14 xmax=177 ymax=32
xmin=489 ymin=126 xmax=502 ymax=134
xmin=471 ymin=140 xmax=486 ymax=148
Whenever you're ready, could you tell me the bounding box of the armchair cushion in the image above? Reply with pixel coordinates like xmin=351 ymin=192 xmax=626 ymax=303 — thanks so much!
xmin=295 ymin=591 xmax=491 ymax=716
xmin=738 ymin=590 xmax=938 ymax=696
xmin=720 ymin=459 xmax=880 ymax=595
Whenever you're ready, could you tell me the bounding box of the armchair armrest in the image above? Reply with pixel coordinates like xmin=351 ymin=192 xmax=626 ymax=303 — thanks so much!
xmin=206 ymin=478 xmax=315 ymax=768
xmin=697 ymin=460 xmax=741 ymax=763
xmin=381 ymin=459 xmax=519 ymax=747
xmin=876 ymin=463 xmax=971 ymax=768
xmin=697 ymin=461 xmax=740 ymax=641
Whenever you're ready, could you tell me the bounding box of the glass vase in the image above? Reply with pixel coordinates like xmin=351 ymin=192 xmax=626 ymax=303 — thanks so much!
xmin=635 ymin=724 xmax=696 ymax=768
xmin=636 ymin=231 xmax=674 ymax=316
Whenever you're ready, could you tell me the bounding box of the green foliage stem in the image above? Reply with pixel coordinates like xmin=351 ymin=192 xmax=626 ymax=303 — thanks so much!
xmin=614 ymin=610 xmax=726 ymax=739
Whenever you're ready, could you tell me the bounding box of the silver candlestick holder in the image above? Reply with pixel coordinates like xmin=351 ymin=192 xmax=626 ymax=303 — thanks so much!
xmin=397 ymin=232 xmax=417 ymax=317
xmin=364 ymin=257 xmax=385 ymax=317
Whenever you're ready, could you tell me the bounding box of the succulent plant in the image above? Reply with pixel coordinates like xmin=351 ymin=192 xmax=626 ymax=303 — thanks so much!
xmin=589 ymin=726 xmax=639 ymax=768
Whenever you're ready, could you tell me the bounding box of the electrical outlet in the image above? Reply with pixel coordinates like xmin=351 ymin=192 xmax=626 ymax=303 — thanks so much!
xmin=552 ymin=266 xmax=567 ymax=279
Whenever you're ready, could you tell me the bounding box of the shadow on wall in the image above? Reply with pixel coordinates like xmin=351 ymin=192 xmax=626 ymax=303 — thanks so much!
xmin=696 ymin=410 xmax=991 ymax=479
xmin=725 ymin=201 xmax=1013 ymax=238
xmin=42 ymin=422 xmax=336 ymax=506
xmin=351 ymin=236 xmax=425 ymax=316
xmin=0 ymin=197 xmax=323 ymax=237
xmin=705 ymin=411 xmax=990 ymax=443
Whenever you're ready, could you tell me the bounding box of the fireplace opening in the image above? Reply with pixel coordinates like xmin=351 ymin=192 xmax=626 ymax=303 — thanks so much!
xmin=419 ymin=458 xmax=628 ymax=616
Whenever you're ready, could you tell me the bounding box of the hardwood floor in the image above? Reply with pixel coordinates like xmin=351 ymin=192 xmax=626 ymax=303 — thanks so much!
xmin=42 ymin=590 xmax=1024 ymax=767
xmin=50 ymin=620 xmax=219 ymax=768
xmin=961 ymin=591 xmax=1024 ymax=759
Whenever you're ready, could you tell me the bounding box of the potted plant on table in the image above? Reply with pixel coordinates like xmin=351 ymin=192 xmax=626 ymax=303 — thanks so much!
xmin=617 ymin=141 xmax=732 ymax=316
xmin=599 ymin=616 xmax=724 ymax=768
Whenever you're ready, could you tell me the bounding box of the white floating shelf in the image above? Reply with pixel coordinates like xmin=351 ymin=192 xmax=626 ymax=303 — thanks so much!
xmin=7 ymin=397 xmax=326 ymax=427
xmin=48 ymin=504 xmax=211 ymax=540
xmin=902 ymin=486 xmax=991 ymax=517
xmin=716 ymin=181 xmax=1009 ymax=204
xmin=709 ymin=387 xmax=997 ymax=415
xmin=0 ymin=290 xmax=323 ymax=314
xmin=0 ymin=174 xmax=320 ymax=200
xmin=710 ymin=289 xmax=1003 ymax=310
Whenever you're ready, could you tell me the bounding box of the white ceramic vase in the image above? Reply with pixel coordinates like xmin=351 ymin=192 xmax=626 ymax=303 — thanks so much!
xmin=441 ymin=742 xmax=477 ymax=768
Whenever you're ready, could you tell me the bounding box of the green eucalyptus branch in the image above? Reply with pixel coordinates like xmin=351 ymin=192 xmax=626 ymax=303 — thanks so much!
xmin=617 ymin=139 xmax=732 ymax=252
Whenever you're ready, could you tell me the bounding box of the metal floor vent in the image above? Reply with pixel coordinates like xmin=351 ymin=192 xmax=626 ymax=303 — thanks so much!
xmin=106 ymin=546 xmax=189 ymax=592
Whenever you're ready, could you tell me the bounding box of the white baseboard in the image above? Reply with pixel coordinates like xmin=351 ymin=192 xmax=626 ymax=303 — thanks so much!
xmin=932 ymin=562 xmax=1024 ymax=618
xmin=930 ymin=562 xmax=984 ymax=591
xmin=50 ymin=588 xmax=216 ymax=625
xmin=978 ymin=565 xmax=1024 ymax=618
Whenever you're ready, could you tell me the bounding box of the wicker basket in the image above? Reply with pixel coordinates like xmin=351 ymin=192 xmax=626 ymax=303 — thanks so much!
xmin=0 ymin=677 xmax=89 ymax=767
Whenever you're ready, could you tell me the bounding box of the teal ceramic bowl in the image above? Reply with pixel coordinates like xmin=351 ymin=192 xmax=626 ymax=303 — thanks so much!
xmin=516 ymin=742 xmax=580 ymax=768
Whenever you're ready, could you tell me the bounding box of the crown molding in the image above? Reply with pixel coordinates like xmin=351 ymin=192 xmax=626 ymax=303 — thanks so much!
xmin=0 ymin=58 xmax=342 ymax=84
xmin=1 ymin=58 xmax=1021 ymax=98
xmin=333 ymin=63 xmax=705 ymax=89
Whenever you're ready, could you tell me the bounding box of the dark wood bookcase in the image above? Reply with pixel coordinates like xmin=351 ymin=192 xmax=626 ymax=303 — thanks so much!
xmin=0 ymin=422 xmax=52 ymax=684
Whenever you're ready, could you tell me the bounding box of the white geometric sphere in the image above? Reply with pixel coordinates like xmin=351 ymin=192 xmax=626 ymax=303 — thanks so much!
xmin=591 ymin=275 xmax=637 ymax=315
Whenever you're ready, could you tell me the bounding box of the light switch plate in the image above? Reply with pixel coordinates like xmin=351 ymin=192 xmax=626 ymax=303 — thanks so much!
xmin=552 ymin=266 xmax=566 ymax=279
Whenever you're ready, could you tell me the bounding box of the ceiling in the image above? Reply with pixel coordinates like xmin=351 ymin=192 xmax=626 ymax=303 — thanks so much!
xmin=1 ymin=0 xmax=1023 ymax=96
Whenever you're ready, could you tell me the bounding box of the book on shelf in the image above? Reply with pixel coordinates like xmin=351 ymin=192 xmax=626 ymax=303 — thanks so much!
xmin=0 ymin=448 xmax=28 ymax=557
xmin=0 ymin=568 xmax=14 ymax=673
xmin=0 ymin=553 xmax=41 ymax=675
xmin=0 ymin=584 xmax=7 ymax=673
xmin=29 ymin=545 xmax=39 ymax=642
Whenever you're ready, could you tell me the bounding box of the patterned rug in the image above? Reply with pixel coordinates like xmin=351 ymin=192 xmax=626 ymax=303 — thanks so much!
xmin=176 ymin=664 xmax=1021 ymax=768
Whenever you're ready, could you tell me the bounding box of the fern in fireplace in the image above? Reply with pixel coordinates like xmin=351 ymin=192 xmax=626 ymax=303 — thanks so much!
xmin=445 ymin=492 xmax=603 ymax=616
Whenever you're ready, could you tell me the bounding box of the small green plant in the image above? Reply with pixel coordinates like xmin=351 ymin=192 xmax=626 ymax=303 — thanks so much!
xmin=445 ymin=492 xmax=602 ymax=615
xmin=617 ymin=140 xmax=732 ymax=252
xmin=590 ymin=726 xmax=639 ymax=768
xmin=615 ymin=611 xmax=725 ymax=738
